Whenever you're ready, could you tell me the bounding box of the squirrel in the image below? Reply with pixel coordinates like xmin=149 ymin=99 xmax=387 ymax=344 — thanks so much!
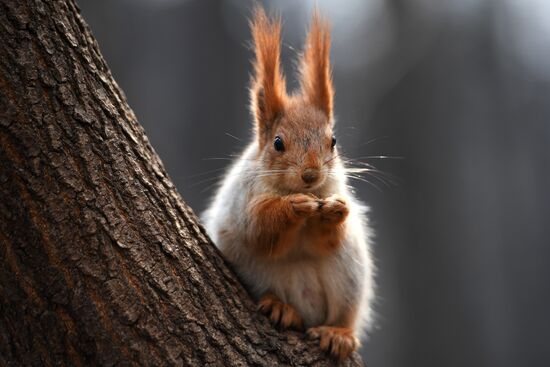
xmin=202 ymin=6 xmax=375 ymax=360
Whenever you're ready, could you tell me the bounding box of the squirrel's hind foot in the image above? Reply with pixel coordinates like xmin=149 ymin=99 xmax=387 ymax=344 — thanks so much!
xmin=258 ymin=293 xmax=304 ymax=331
xmin=306 ymin=326 xmax=359 ymax=360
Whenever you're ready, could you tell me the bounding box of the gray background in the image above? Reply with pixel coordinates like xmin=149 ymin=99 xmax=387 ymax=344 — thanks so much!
xmin=77 ymin=0 xmax=550 ymax=366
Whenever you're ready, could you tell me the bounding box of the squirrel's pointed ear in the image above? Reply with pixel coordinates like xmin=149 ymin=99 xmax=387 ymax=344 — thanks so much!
xmin=299 ymin=9 xmax=333 ymax=121
xmin=250 ymin=7 xmax=287 ymax=136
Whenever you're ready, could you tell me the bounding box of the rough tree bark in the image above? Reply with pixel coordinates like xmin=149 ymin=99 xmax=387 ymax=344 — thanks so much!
xmin=0 ymin=1 xmax=364 ymax=366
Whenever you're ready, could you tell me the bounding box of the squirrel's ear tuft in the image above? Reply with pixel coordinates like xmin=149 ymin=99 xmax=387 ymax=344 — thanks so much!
xmin=250 ymin=6 xmax=287 ymax=136
xmin=299 ymin=8 xmax=333 ymax=121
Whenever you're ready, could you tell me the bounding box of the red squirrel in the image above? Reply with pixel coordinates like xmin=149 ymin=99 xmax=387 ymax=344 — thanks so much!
xmin=203 ymin=6 xmax=374 ymax=360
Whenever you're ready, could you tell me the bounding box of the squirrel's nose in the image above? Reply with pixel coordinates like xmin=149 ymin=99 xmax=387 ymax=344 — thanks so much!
xmin=301 ymin=168 xmax=319 ymax=184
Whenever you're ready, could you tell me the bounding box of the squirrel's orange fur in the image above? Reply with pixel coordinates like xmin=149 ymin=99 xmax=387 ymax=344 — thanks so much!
xmin=250 ymin=7 xmax=287 ymax=140
xmin=299 ymin=9 xmax=334 ymax=120
xmin=203 ymin=6 xmax=374 ymax=360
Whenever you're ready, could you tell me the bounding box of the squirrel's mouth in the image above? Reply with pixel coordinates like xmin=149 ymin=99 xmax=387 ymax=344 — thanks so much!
xmin=300 ymin=179 xmax=325 ymax=193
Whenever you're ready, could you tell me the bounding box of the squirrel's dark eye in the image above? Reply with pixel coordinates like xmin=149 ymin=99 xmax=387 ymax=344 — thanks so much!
xmin=274 ymin=136 xmax=285 ymax=152
xmin=331 ymin=136 xmax=337 ymax=149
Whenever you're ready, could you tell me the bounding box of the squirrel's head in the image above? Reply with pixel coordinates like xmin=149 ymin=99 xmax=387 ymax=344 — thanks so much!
xmin=249 ymin=7 xmax=337 ymax=193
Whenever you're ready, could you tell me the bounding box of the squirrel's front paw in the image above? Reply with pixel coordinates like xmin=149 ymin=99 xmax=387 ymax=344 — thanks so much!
xmin=319 ymin=194 xmax=349 ymax=224
xmin=289 ymin=193 xmax=319 ymax=218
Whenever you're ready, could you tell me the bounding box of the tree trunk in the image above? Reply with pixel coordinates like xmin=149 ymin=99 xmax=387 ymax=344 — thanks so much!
xmin=0 ymin=1 xmax=364 ymax=366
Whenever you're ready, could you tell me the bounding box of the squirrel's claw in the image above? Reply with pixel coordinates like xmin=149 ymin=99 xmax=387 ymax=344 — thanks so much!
xmin=306 ymin=326 xmax=359 ymax=360
xmin=258 ymin=293 xmax=304 ymax=331
xmin=318 ymin=194 xmax=349 ymax=224
xmin=289 ymin=194 xmax=319 ymax=218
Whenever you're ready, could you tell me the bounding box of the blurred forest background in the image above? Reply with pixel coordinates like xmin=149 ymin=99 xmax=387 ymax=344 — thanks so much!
xmin=77 ymin=0 xmax=550 ymax=366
